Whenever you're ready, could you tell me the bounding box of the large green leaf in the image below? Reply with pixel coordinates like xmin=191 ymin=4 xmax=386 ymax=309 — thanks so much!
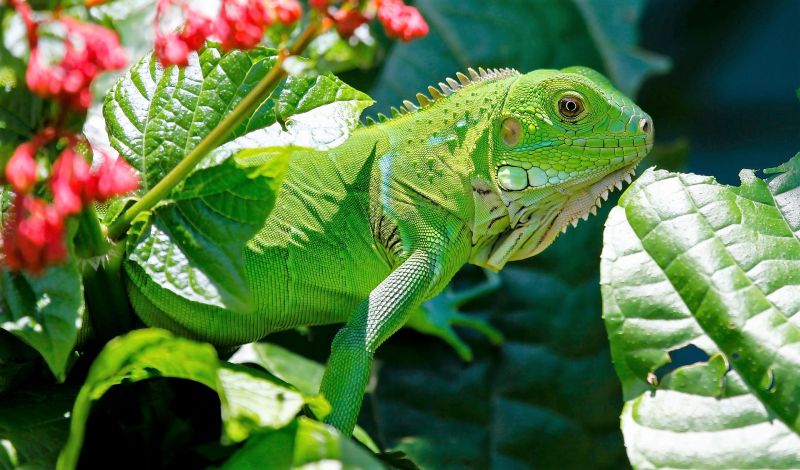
xmin=368 ymin=0 xmax=668 ymax=111
xmin=601 ymin=156 xmax=800 ymax=468
xmin=103 ymin=45 xmax=279 ymax=188
xmin=0 ymin=263 xmax=84 ymax=381
xmin=57 ymin=329 xmax=312 ymax=470
xmin=108 ymin=46 xmax=372 ymax=309
xmin=230 ymin=342 xmax=325 ymax=397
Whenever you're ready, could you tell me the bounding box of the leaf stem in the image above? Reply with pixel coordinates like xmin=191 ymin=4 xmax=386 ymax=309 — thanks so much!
xmin=107 ymin=22 xmax=321 ymax=241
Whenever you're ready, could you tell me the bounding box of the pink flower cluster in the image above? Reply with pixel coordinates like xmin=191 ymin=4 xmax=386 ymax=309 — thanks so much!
xmin=312 ymin=0 xmax=428 ymax=41
xmin=12 ymin=0 xmax=127 ymax=111
xmin=155 ymin=0 xmax=428 ymax=67
xmin=155 ymin=0 xmax=302 ymax=67
xmin=2 ymin=132 xmax=139 ymax=273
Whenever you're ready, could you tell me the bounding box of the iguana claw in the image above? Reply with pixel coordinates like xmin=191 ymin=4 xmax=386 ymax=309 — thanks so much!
xmin=406 ymin=269 xmax=504 ymax=361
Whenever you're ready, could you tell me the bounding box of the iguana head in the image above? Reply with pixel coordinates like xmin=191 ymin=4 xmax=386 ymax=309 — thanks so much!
xmin=474 ymin=66 xmax=653 ymax=269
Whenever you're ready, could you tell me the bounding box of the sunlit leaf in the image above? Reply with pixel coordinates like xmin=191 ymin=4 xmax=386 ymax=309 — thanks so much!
xmin=601 ymin=157 xmax=800 ymax=467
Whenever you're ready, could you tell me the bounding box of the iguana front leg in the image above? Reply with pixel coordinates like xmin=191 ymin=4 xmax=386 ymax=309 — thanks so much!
xmin=319 ymin=227 xmax=471 ymax=434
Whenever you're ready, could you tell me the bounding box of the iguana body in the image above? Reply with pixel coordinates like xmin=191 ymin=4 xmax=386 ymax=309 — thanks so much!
xmin=126 ymin=66 xmax=653 ymax=433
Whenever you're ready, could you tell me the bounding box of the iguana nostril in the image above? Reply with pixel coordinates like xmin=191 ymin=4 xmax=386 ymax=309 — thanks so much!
xmin=639 ymin=118 xmax=652 ymax=134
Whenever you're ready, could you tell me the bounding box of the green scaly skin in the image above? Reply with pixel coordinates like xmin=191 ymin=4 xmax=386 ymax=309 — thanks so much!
xmin=126 ymin=66 xmax=654 ymax=434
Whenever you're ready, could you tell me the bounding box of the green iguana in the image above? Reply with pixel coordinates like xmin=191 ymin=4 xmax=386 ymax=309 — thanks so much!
xmin=125 ymin=66 xmax=653 ymax=434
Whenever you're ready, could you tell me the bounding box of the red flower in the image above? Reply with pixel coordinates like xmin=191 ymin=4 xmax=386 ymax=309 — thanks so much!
xmin=154 ymin=0 xmax=216 ymax=67
xmin=91 ymin=154 xmax=139 ymax=201
xmin=155 ymin=33 xmax=192 ymax=67
xmin=377 ymin=0 xmax=428 ymax=42
xmin=50 ymin=146 xmax=93 ymax=216
xmin=25 ymin=17 xmax=127 ymax=110
xmin=154 ymin=0 xmax=306 ymax=65
xmin=331 ymin=7 xmax=369 ymax=38
xmin=273 ymin=0 xmax=303 ymax=25
xmin=2 ymin=195 xmax=66 ymax=274
xmin=5 ymin=142 xmax=38 ymax=193
xmin=216 ymin=0 xmax=272 ymax=50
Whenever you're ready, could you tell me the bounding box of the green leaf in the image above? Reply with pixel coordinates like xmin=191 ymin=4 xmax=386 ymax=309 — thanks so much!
xmin=104 ymin=45 xmax=279 ymax=189
xmin=764 ymin=153 xmax=800 ymax=235
xmin=305 ymin=29 xmax=379 ymax=74
xmin=231 ymin=343 xmax=325 ymax=397
xmin=368 ymin=0 xmax=668 ymax=110
xmin=571 ymin=0 xmax=671 ymax=95
xmin=218 ymin=363 xmax=306 ymax=444
xmin=230 ymin=342 xmax=381 ymax=453
xmin=57 ymin=329 xmax=307 ymax=470
xmin=0 ymin=384 xmax=77 ymax=470
xmin=0 ymin=263 xmax=84 ymax=381
xmin=601 ymin=162 xmax=800 ymax=467
xmin=216 ymin=417 xmax=383 ymax=470
xmin=125 ymin=148 xmax=289 ymax=310
xmin=277 ymin=72 xmax=373 ymax=120
xmin=108 ymin=46 xmax=284 ymax=310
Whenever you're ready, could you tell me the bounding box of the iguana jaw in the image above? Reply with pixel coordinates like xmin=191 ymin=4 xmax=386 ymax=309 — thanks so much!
xmin=520 ymin=161 xmax=640 ymax=258
xmin=474 ymin=158 xmax=642 ymax=270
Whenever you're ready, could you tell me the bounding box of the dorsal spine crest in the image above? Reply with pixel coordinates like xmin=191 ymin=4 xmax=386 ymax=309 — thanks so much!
xmin=363 ymin=67 xmax=518 ymax=126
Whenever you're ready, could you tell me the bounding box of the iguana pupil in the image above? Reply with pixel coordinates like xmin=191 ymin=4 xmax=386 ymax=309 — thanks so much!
xmin=558 ymin=96 xmax=582 ymax=118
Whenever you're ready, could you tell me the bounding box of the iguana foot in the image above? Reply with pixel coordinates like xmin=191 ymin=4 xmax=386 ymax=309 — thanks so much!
xmin=406 ymin=269 xmax=504 ymax=361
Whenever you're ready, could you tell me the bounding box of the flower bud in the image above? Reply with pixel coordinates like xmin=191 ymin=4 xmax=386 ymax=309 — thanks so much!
xmin=5 ymin=142 xmax=38 ymax=193
xmin=377 ymin=0 xmax=429 ymax=42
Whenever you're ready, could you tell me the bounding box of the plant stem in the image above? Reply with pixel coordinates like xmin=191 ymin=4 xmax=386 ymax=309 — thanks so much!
xmin=74 ymin=205 xmax=110 ymax=258
xmin=107 ymin=22 xmax=321 ymax=240
xmin=81 ymin=240 xmax=135 ymax=343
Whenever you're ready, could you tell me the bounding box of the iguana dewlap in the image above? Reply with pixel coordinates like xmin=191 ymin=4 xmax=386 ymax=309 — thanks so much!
xmin=126 ymin=66 xmax=653 ymax=433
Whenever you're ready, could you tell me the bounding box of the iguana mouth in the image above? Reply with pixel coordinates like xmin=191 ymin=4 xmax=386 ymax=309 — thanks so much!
xmin=547 ymin=161 xmax=639 ymax=236
xmin=507 ymin=158 xmax=642 ymax=262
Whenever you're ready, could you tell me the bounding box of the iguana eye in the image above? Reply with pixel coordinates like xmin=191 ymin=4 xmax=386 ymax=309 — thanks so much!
xmin=500 ymin=118 xmax=521 ymax=146
xmin=558 ymin=96 xmax=583 ymax=119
